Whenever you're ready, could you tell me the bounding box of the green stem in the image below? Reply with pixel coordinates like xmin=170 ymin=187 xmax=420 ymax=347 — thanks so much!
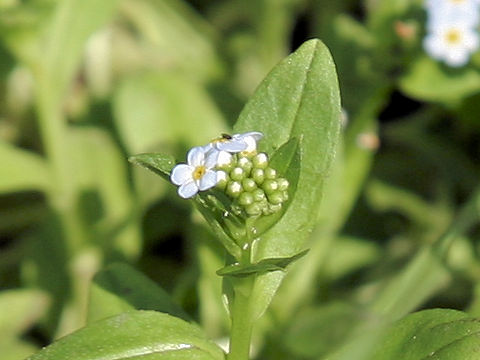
xmin=227 ymin=277 xmax=255 ymax=360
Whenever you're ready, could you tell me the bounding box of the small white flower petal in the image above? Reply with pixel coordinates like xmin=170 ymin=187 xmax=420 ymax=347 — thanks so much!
xmin=243 ymin=136 xmax=258 ymax=153
xmin=170 ymin=164 xmax=193 ymax=185
xmin=240 ymin=131 xmax=263 ymax=141
xmin=216 ymin=141 xmax=248 ymax=152
xmin=204 ymin=149 xmax=220 ymax=168
xmin=187 ymin=146 xmax=206 ymax=167
xmin=445 ymin=49 xmax=469 ymax=66
xmin=198 ymin=170 xmax=218 ymax=191
xmin=178 ymin=181 xmax=199 ymax=198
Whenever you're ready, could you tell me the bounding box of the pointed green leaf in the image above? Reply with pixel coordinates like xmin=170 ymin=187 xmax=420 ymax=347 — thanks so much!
xmin=234 ymin=39 xmax=341 ymax=319
xmin=27 ymin=311 xmax=225 ymax=360
xmin=129 ymin=153 xmax=176 ymax=181
xmin=235 ymin=39 xmax=341 ymax=259
xmin=88 ymin=263 xmax=190 ymax=323
xmin=216 ymin=249 xmax=309 ymax=277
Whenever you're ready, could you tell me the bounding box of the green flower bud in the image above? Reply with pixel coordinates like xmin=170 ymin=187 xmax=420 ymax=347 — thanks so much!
xmin=262 ymin=179 xmax=278 ymax=194
xmin=216 ymin=170 xmax=229 ymax=190
xmin=277 ymin=178 xmax=289 ymax=191
xmin=252 ymin=188 xmax=266 ymax=202
xmin=242 ymin=178 xmax=257 ymax=192
xmin=238 ymin=192 xmax=254 ymax=206
xmin=251 ymin=168 xmax=265 ymax=184
xmin=267 ymin=190 xmax=284 ymax=205
xmin=245 ymin=203 xmax=262 ymax=216
xmin=252 ymin=153 xmax=269 ymax=169
xmin=230 ymin=167 xmax=245 ymax=181
xmin=264 ymin=167 xmax=277 ymax=180
xmin=265 ymin=204 xmax=282 ymax=215
xmin=282 ymin=190 xmax=289 ymax=202
xmin=237 ymin=156 xmax=253 ymax=175
xmin=226 ymin=181 xmax=242 ymax=198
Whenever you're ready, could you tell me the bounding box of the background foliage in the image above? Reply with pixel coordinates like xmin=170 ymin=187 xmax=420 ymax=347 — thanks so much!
xmin=0 ymin=0 xmax=480 ymax=359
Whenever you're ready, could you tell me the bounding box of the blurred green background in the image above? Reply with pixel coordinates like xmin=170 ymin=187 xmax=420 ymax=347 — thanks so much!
xmin=1 ymin=0 xmax=480 ymax=359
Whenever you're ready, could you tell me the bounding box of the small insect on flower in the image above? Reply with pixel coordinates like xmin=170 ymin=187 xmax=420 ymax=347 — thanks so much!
xmin=211 ymin=131 xmax=263 ymax=154
xmin=170 ymin=146 xmax=219 ymax=199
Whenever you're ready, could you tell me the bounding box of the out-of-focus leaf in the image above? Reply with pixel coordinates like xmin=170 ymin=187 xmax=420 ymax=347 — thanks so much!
xmin=68 ymin=127 xmax=141 ymax=259
xmin=37 ymin=0 xmax=121 ymax=106
xmin=284 ymin=302 xmax=364 ymax=358
xmin=113 ymin=72 xmax=226 ymax=154
xmin=0 ymin=141 xmax=50 ymax=193
xmin=323 ymin=236 xmax=380 ymax=281
xmin=1 ymin=338 xmax=38 ymax=360
xmin=193 ymin=224 xmax=229 ymax=339
xmin=22 ymin=212 xmax=71 ymax=334
xmin=216 ymin=250 xmax=309 ymax=277
xmin=399 ymin=56 xmax=480 ymax=103
xmin=128 ymin=153 xmax=176 ymax=182
xmin=88 ymin=263 xmax=190 ymax=323
xmin=121 ymin=0 xmax=222 ymax=81
xmin=27 ymin=311 xmax=225 ymax=360
xmin=0 ymin=289 xmax=49 ymax=336
xmin=369 ymin=309 xmax=480 ymax=360
xmin=234 ymin=39 xmax=341 ymax=319
xmin=329 ymin=188 xmax=480 ymax=360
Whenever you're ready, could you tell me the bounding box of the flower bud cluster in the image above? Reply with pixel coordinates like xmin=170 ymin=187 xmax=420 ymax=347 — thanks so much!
xmin=215 ymin=151 xmax=289 ymax=217
xmin=170 ymin=131 xmax=289 ymax=217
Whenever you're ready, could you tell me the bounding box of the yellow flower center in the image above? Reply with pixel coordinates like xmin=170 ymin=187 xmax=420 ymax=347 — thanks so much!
xmin=450 ymin=0 xmax=465 ymax=4
xmin=445 ymin=29 xmax=462 ymax=45
xmin=192 ymin=165 xmax=206 ymax=180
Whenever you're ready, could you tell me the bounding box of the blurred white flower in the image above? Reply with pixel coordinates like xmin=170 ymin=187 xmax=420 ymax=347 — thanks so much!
xmin=425 ymin=0 xmax=480 ymax=26
xmin=423 ymin=21 xmax=479 ymax=66
xmin=170 ymin=146 xmax=219 ymax=198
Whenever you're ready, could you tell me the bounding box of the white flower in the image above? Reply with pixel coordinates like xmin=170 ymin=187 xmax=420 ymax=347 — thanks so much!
xmin=423 ymin=21 xmax=479 ymax=67
xmin=425 ymin=0 xmax=480 ymax=29
xmin=170 ymin=146 xmax=219 ymax=198
xmin=211 ymin=131 xmax=263 ymax=154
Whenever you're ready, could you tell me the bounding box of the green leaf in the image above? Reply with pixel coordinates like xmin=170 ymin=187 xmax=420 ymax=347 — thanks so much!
xmin=88 ymin=263 xmax=190 ymax=323
xmin=216 ymin=249 xmax=309 ymax=277
xmin=27 ymin=310 xmax=225 ymax=360
xmin=234 ymin=39 xmax=341 ymax=318
xmin=370 ymin=309 xmax=480 ymax=360
xmin=399 ymin=56 xmax=480 ymax=103
xmin=0 ymin=141 xmax=50 ymax=193
xmin=234 ymin=38 xmax=340 ymax=259
xmin=128 ymin=153 xmax=176 ymax=182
